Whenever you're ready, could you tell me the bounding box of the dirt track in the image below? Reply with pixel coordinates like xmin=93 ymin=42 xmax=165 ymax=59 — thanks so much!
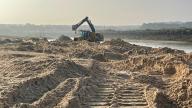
xmin=0 ymin=38 xmax=191 ymax=108
xmin=81 ymin=73 xmax=148 ymax=108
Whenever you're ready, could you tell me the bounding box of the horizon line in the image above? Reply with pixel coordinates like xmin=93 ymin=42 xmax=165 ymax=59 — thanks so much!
xmin=0 ymin=21 xmax=192 ymax=26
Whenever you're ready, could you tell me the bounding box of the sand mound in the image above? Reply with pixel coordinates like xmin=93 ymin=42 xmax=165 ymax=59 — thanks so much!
xmin=57 ymin=35 xmax=72 ymax=42
xmin=0 ymin=54 xmax=90 ymax=107
xmin=145 ymin=86 xmax=177 ymax=108
xmin=0 ymin=38 xmax=191 ymax=107
xmin=166 ymin=67 xmax=192 ymax=107
xmin=111 ymin=54 xmax=190 ymax=75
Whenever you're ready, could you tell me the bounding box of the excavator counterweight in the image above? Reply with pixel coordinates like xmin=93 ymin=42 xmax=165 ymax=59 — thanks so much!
xmin=72 ymin=17 xmax=104 ymax=42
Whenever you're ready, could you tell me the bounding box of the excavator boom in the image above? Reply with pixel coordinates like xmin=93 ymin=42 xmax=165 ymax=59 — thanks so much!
xmin=72 ymin=17 xmax=95 ymax=32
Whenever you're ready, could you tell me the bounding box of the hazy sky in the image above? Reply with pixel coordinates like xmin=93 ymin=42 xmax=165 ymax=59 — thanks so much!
xmin=0 ymin=0 xmax=192 ymax=25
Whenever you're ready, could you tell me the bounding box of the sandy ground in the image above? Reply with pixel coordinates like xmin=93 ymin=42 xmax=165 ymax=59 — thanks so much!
xmin=0 ymin=38 xmax=191 ymax=108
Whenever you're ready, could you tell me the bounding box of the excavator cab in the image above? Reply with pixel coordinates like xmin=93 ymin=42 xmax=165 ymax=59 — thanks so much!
xmin=72 ymin=17 xmax=104 ymax=42
xmin=75 ymin=30 xmax=96 ymax=42
xmin=80 ymin=30 xmax=90 ymax=39
xmin=74 ymin=30 xmax=91 ymax=41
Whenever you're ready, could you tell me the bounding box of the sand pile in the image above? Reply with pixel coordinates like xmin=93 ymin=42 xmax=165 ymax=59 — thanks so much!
xmin=111 ymin=53 xmax=189 ymax=75
xmin=145 ymin=86 xmax=177 ymax=108
xmin=0 ymin=38 xmax=191 ymax=107
xmin=68 ymin=40 xmax=125 ymax=61
xmin=0 ymin=37 xmax=22 ymax=45
xmin=103 ymin=39 xmax=184 ymax=56
xmin=104 ymin=41 xmax=191 ymax=107
xmin=11 ymin=38 xmax=184 ymax=61
xmin=57 ymin=35 xmax=72 ymax=42
xmin=166 ymin=58 xmax=192 ymax=107
xmin=103 ymin=38 xmax=153 ymax=55
xmin=0 ymin=53 xmax=90 ymax=108
xmin=167 ymin=76 xmax=192 ymax=107
xmin=152 ymin=47 xmax=185 ymax=55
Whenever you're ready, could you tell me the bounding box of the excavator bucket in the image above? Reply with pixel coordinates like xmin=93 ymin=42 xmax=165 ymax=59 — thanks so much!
xmin=72 ymin=25 xmax=77 ymax=31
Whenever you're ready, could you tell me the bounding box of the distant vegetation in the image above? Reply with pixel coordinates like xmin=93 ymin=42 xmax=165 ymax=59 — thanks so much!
xmin=1 ymin=22 xmax=192 ymax=42
xmin=102 ymin=28 xmax=192 ymax=42
xmin=141 ymin=22 xmax=192 ymax=30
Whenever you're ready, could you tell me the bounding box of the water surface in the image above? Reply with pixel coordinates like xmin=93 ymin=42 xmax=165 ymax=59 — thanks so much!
xmin=124 ymin=39 xmax=192 ymax=53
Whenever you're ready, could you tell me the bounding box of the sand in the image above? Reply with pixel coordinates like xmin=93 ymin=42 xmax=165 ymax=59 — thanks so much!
xmin=0 ymin=37 xmax=191 ymax=108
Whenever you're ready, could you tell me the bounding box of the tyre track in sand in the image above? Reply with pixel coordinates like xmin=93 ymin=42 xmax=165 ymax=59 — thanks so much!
xmin=82 ymin=74 xmax=148 ymax=108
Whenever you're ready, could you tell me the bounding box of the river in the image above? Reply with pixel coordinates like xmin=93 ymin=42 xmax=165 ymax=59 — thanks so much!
xmin=123 ymin=39 xmax=192 ymax=53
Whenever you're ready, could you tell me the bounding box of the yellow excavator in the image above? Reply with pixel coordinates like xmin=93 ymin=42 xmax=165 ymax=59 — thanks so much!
xmin=72 ymin=17 xmax=104 ymax=42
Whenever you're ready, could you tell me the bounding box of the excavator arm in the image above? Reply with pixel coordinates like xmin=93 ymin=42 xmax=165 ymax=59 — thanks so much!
xmin=72 ymin=17 xmax=96 ymax=32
